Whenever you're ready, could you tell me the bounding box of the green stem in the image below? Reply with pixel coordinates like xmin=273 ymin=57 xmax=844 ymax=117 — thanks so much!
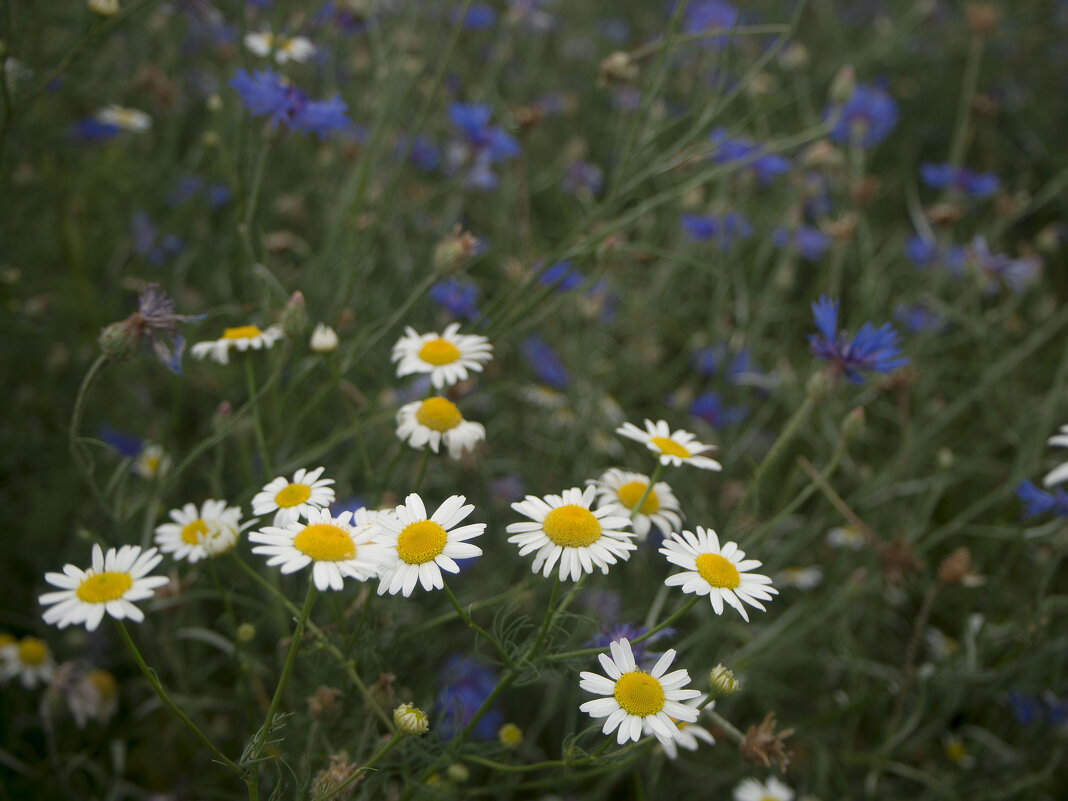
xmin=704 ymin=709 xmax=745 ymax=745
xmin=945 ymin=35 xmax=984 ymax=180
xmin=522 ymin=577 xmax=560 ymax=663
xmin=253 ymin=581 xmax=317 ymax=756
xmin=548 ymin=596 xmax=699 ymax=662
xmin=462 ymin=673 xmax=516 ymax=740
xmin=244 ymin=357 xmax=272 ymax=476
xmin=113 ymin=621 xmax=241 ymax=774
xmin=240 ymin=138 xmax=269 ymax=264
xmin=69 ymin=354 xmax=114 ymax=515
xmin=372 ymin=445 xmax=404 ymax=509
xmin=411 ymin=448 xmax=430 ymax=493
xmin=311 ymin=731 xmax=404 ymax=801
xmin=442 ymin=581 xmax=515 ymax=667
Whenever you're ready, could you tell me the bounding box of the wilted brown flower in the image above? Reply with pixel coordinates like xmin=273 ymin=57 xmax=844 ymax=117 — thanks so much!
xmin=740 ymin=711 xmax=794 ymax=771
xmin=306 ymin=686 xmax=344 ymax=722
xmin=878 ymin=535 xmax=924 ymax=586
xmin=311 ymin=755 xmax=362 ymax=801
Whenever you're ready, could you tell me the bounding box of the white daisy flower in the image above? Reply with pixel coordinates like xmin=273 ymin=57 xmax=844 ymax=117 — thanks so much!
xmin=776 ymin=565 xmax=823 ymax=590
xmin=244 ymin=29 xmax=317 ymax=64
xmin=309 ymin=323 xmax=339 ymax=354
xmin=616 ymin=419 xmax=722 ymax=471
xmin=249 ymin=508 xmax=385 ymax=592
xmin=395 ymin=396 xmax=486 ymax=460
xmin=252 ymin=466 xmax=336 ymax=527
xmin=579 ymin=637 xmax=701 ymax=748
xmin=373 ymin=494 xmax=484 ymax=597
xmin=733 ymin=776 xmax=794 ymax=801
xmin=39 ymin=545 xmax=169 ymax=631
xmin=660 ymin=527 xmax=777 ymax=622
xmin=155 ymin=499 xmax=252 ymax=563
xmin=507 ymin=486 xmax=637 ymax=582
xmin=132 ymin=442 xmax=170 ymax=479
xmin=95 ymin=105 xmax=151 ymax=132
xmin=588 ymin=468 xmax=682 ymax=541
xmin=190 ymin=324 xmax=284 ymax=365
xmin=66 ymin=667 xmax=120 ymax=729
xmin=1043 ymin=424 xmax=1068 ymax=487
xmin=826 ymin=525 xmax=866 ymax=549
xmin=391 ymin=323 xmax=493 ymax=390
xmin=0 ymin=637 xmax=55 ymax=688
xmin=654 ymin=694 xmax=716 ymax=760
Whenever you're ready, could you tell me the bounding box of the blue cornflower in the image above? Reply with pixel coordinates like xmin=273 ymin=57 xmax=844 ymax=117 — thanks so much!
xmin=520 ymin=334 xmax=569 ymax=389
xmin=904 ymin=234 xmax=966 ymax=277
xmin=71 ymin=118 xmax=120 ymax=142
xmin=684 ymin=0 xmax=741 ymax=48
xmin=447 ymin=103 xmax=519 ymax=190
xmin=456 ymin=3 xmax=496 ymax=29
xmin=920 ymin=163 xmax=999 ymax=199
xmin=561 ymin=160 xmax=604 ymax=197
xmin=395 ymin=132 xmax=441 ymax=172
xmin=207 ymin=182 xmax=232 ymax=208
xmin=131 ymin=212 xmax=184 ymax=266
xmin=708 ymin=128 xmax=791 ymax=184
xmin=429 ymin=278 xmax=481 ymax=321
xmin=691 ymin=344 xmax=723 ymax=377
xmin=689 ymin=391 xmax=748 ymax=428
xmin=681 ymin=212 xmax=753 ymax=250
xmin=99 ymin=424 xmax=144 ymax=459
xmin=229 ymin=69 xmax=349 ymax=138
xmin=538 ymin=260 xmax=585 ymax=291
xmin=808 ymin=296 xmax=908 ymax=384
xmin=1007 ymin=692 xmax=1043 ymax=726
xmin=167 ymin=175 xmax=204 ymax=207
xmin=828 ymin=84 xmax=898 ymax=148
xmin=1017 ymin=480 xmax=1068 ymax=518
xmin=894 ymin=303 xmax=948 ymax=334
xmin=435 ymin=655 xmax=503 ymax=740
xmin=967 ymin=236 xmax=1040 ymax=295
xmin=774 ymin=225 xmax=831 ymax=261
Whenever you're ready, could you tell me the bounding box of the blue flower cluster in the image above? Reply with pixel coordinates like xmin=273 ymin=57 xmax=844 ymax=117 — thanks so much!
xmin=808 ymin=296 xmax=908 ymax=384
xmin=708 ymin=128 xmax=791 ymax=184
xmin=828 ymin=84 xmax=898 ymax=148
xmin=447 ymin=103 xmax=520 ymax=190
xmin=1016 ymin=480 xmax=1068 ymax=518
xmin=229 ymin=69 xmax=349 ymax=138
xmin=681 ymin=212 xmax=753 ymax=250
xmin=920 ymin=163 xmax=999 ymax=199
xmin=435 ymin=654 xmax=503 ymax=740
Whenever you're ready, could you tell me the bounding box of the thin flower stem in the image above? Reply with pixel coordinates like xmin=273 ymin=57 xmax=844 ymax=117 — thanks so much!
xmin=629 ymin=463 xmax=665 ymax=522
xmin=244 ymin=357 xmax=273 ymax=476
xmin=397 ymin=583 xmax=530 ymax=641
xmin=372 ymin=445 xmax=404 ymax=509
xmin=311 ymin=731 xmax=404 ymax=801
xmin=548 ymin=596 xmax=699 ymax=662
xmin=462 ymin=673 xmax=516 ymax=740
xmin=796 ymin=455 xmax=879 ymax=543
xmin=69 ymin=354 xmax=114 ymax=515
xmin=113 ymin=620 xmax=242 ymax=775
xmin=442 ymin=581 xmax=516 ymax=667
xmin=253 ymin=581 xmax=317 ymax=756
xmin=945 ymin=35 xmax=985 ymax=180
xmin=704 ymin=708 xmax=745 ymax=745
xmin=411 ymin=448 xmax=430 ymax=493
xmin=240 ymin=138 xmax=270 ymax=264
xmin=522 ymin=577 xmax=560 ymax=662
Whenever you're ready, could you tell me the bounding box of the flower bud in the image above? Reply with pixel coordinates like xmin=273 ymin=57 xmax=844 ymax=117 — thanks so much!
xmin=88 ymin=0 xmax=120 ymax=17
xmin=599 ymin=51 xmax=638 ymax=86
xmin=433 ymin=227 xmax=480 ymax=275
xmin=393 ymin=702 xmax=429 ymax=735
xmin=281 ymin=290 xmax=307 ymax=339
xmin=497 ymin=722 xmax=524 ymax=748
xmin=98 ymin=320 xmax=139 ymax=361
xmin=236 ymin=622 xmax=256 ymax=643
xmin=841 ymin=406 xmax=865 ymax=441
xmin=309 ymin=323 xmax=339 ymax=354
xmin=708 ymin=664 xmax=740 ymax=698
xmin=937 ymin=547 xmax=972 ymax=586
xmin=779 ymin=42 xmax=810 ymax=71
xmin=829 ymin=64 xmax=856 ymax=106
xmin=807 ymin=368 xmax=833 ymax=399
xmin=446 ymin=763 xmax=469 ymax=783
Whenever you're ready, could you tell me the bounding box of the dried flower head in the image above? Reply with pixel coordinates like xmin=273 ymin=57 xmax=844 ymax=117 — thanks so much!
xmin=739 ymin=711 xmax=794 ymax=771
xmin=98 ymin=284 xmax=201 ymax=373
xmin=878 ymin=535 xmax=924 ymax=586
xmin=311 ymin=755 xmax=361 ymax=801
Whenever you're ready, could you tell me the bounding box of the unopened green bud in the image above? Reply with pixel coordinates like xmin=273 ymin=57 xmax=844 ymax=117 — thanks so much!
xmin=497 ymin=722 xmax=523 ymax=748
xmin=281 ymin=290 xmax=307 ymax=339
xmin=98 ymin=320 xmax=139 ymax=361
xmin=830 ymin=64 xmax=856 ymax=106
xmin=393 ymin=703 xmax=429 ymax=735
xmin=708 ymin=664 xmax=740 ymax=698
xmin=937 ymin=447 xmax=954 ymax=469
xmin=446 ymin=763 xmax=469 ymax=784
xmin=236 ymin=623 xmax=256 ymax=643
xmin=841 ymin=406 xmax=865 ymax=440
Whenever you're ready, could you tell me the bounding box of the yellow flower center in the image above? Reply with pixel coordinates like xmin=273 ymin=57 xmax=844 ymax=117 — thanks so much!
xmin=222 ymin=325 xmax=263 ymax=340
xmin=88 ymin=669 xmax=117 ymax=701
xmin=18 ymin=638 xmax=48 ymax=666
xmin=695 ymin=553 xmax=740 ymax=589
xmin=415 ymin=397 xmax=463 ymax=432
xmin=650 ymin=436 xmax=690 ymax=459
xmin=275 ymin=482 xmax=312 ymax=508
xmin=76 ymin=572 xmax=134 ymax=604
xmin=181 ymin=518 xmax=210 ymax=545
xmin=617 ymin=481 xmax=659 ymax=514
xmin=396 ymin=520 xmax=448 ymax=564
xmin=542 ymin=505 xmax=602 ymax=548
xmin=613 ymin=671 xmax=665 ymax=717
xmin=0 ymin=633 xmax=16 ymax=648
xmin=418 ymin=338 xmax=461 ymax=365
xmin=293 ymin=524 xmax=355 ymax=562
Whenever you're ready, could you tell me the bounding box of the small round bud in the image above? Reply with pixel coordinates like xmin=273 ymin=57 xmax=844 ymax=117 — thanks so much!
xmin=807 ymin=369 xmax=833 ymax=399
xmin=446 ymin=763 xmax=469 ymax=784
xmin=599 ymin=51 xmax=639 ymax=86
xmin=433 ymin=227 xmax=480 ymax=275
xmin=88 ymin=0 xmax=120 ymax=17
xmin=841 ymin=406 xmax=865 ymax=441
xmin=936 ymin=447 xmax=954 ymax=469
xmin=309 ymin=323 xmax=339 ymax=354
xmin=98 ymin=320 xmax=139 ymax=361
xmin=281 ymin=291 xmax=307 ymax=339
xmin=829 ymin=64 xmax=856 ymax=106
xmin=779 ymin=42 xmax=810 ymax=71
xmin=236 ymin=623 xmax=256 ymax=643
xmin=207 ymin=94 xmax=224 ymax=112
xmin=708 ymin=664 xmax=740 ymax=698
xmin=497 ymin=722 xmax=524 ymax=748
xmin=393 ymin=703 xmax=429 ymax=735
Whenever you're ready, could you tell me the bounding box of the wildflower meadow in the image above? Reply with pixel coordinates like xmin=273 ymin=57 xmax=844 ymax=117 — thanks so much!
xmin=4 ymin=1 xmax=1068 ymax=799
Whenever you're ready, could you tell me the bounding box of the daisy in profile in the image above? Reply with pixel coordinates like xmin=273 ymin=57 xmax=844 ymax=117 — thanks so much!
xmin=252 ymin=466 xmax=335 ymax=526
xmin=507 ymin=487 xmax=636 ymax=582
xmin=95 ymin=105 xmax=151 ymax=133
xmin=616 ymin=419 xmax=721 ymax=471
xmin=391 ymin=323 xmax=493 ymax=389
xmin=655 ymin=695 xmax=716 ymax=760
xmin=395 ymin=396 xmax=486 ymax=459
xmin=154 ymin=499 xmax=252 ymax=563
xmin=579 ymin=637 xmax=701 ymax=747
xmin=734 ymin=776 xmax=794 ymax=801
xmin=39 ymin=545 xmax=170 ymax=631
xmin=1043 ymin=424 xmax=1068 ymax=487
xmin=0 ymin=636 xmax=55 ymax=688
xmin=660 ymin=527 xmax=777 ymax=621
xmin=249 ymin=508 xmax=384 ymax=592
xmin=190 ymin=324 xmax=284 ymax=365
xmin=374 ymin=494 xmax=484 ymax=597
xmin=244 ymin=28 xmax=317 ymax=64
xmin=588 ymin=468 xmax=682 ymax=540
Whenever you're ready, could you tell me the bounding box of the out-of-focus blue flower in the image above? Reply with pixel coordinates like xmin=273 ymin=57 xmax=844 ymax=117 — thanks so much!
xmin=1007 ymin=692 xmax=1043 ymax=726
xmin=521 ymin=334 xmax=569 ymax=389
xmin=708 ymin=128 xmax=791 ymax=184
xmin=1017 ymin=480 xmax=1068 ymax=518
xmin=538 ymin=260 xmax=585 ymax=292
xmin=71 ymin=118 xmax=121 ymax=142
xmin=809 ymin=296 xmax=908 ymax=384
xmin=331 ymin=497 xmax=367 ymax=515
xmin=920 ymin=163 xmax=999 ymax=199
xmin=612 ymin=87 xmax=642 ymax=112
xmin=894 ymin=304 xmax=948 ymax=334
xmin=774 ymin=226 xmax=831 ymax=261
xmin=489 ymin=473 xmax=525 ymax=505
xmin=435 ymin=655 xmax=503 ymax=740
xmin=446 ymin=103 xmax=519 ymax=190
xmin=586 ymin=279 xmax=619 ymax=324
xmin=967 ymin=236 xmax=1040 ymax=295
xmin=131 ymin=212 xmax=184 ymax=267
xmin=561 ymin=161 xmax=604 ymax=197
xmin=691 ymin=345 xmax=722 ymax=377
xmin=396 ymin=132 xmax=441 ymax=172
xmin=904 ymin=234 xmax=966 ymax=276
xmin=99 ymin=424 xmax=144 ymax=459
xmin=167 ymin=175 xmax=205 ymax=207
xmin=507 ymin=0 xmax=555 ymax=32
xmin=689 ymin=391 xmax=748 ymax=428
xmin=587 ymin=623 xmax=672 ymax=667
xmin=681 ymin=212 xmax=753 ymax=250
xmin=207 ymin=182 xmax=232 ymax=208
xmin=430 ymin=278 xmax=481 ymax=321
xmin=456 ymin=3 xmax=496 ymax=29
xmin=684 ymin=0 xmax=741 ymax=48
xmin=828 ymin=84 xmax=898 ymax=148
xmin=229 ymin=69 xmax=349 ymax=138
